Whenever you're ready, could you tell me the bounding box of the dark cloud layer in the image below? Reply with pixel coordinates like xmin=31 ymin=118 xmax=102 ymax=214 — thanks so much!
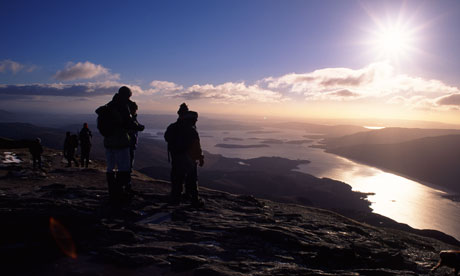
xmin=174 ymin=91 xmax=205 ymax=100
xmin=327 ymin=89 xmax=360 ymax=97
xmin=320 ymin=72 xmax=369 ymax=87
xmin=437 ymin=93 xmax=460 ymax=106
xmin=0 ymin=83 xmax=119 ymax=97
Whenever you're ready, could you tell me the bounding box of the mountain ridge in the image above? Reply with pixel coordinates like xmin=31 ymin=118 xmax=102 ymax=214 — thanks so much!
xmin=1 ymin=147 xmax=459 ymax=275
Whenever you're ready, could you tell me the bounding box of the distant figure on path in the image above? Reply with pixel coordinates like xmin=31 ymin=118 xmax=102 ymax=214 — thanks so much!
xmin=29 ymin=137 xmax=43 ymax=170
xmin=96 ymin=86 xmax=144 ymax=204
xmin=79 ymin=123 xmax=92 ymax=168
xmin=64 ymin=132 xmax=79 ymax=167
xmin=164 ymin=105 xmax=205 ymax=207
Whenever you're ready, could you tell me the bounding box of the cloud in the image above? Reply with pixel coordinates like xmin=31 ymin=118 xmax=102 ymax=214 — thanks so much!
xmin=147 ymin=80 xmax=184 ymax=94
xmin=0 ymin=59 xmax=36 ymax=74
xmin=436 ymin=93 xmax=460 ymax=106
xmin=324 ymin=89 xmax=361 ymax=99
xmin=261 ymin=62 xmax=460 ymax=107
xmin=263 ymin=62 xmax=392 ymax=96
xmin=53 ymin=61 xmax=119 ymax=81
xmin=174 ymin=82 xmax=285 ymax=103
xmin=4 ymin=60 xmax=460 ymax=112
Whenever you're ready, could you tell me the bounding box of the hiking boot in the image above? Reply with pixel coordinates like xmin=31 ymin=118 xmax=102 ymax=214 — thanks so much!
xmin=107 ymin=172 xmax=122 ymax=204
xmin=181 ymin=193 xmax=192 ymax=203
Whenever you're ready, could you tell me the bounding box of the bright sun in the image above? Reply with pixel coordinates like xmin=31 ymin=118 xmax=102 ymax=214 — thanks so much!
xmin=362 ymin=6 xmax=422 ymax=63
xmin=374 ymin=24 xmax=414 ymax=60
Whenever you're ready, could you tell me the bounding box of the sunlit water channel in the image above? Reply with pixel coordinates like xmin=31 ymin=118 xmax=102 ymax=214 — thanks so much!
xmin=146 ymin=127 xmax=460 ymax=240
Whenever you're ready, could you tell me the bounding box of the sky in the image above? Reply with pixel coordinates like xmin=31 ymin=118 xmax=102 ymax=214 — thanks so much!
xmin=2 ymin=0 xmax=460 ymax=124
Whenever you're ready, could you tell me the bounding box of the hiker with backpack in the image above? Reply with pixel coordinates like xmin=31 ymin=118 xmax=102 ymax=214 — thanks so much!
xmin=79 ymin=123 xmax=92 ymax=168
xmin=164 ymin=104 xmax=205 ymax=207
xmin=95 ymin=86 xmax=144 ymax=204
xmin=64 ymin=132 xmax=79 ymax=167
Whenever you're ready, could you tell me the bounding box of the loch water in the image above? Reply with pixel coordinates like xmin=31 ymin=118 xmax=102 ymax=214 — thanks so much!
xmin=147 ymin=127 xmax=460 ymax=240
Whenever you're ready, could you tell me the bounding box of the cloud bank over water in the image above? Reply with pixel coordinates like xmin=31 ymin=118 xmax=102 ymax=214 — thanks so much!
xmin=2 ymin=60 xmax=460 ymax=114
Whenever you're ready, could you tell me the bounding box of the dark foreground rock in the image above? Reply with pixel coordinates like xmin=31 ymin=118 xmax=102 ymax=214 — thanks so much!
xmin=0 ymin=149 xmax=459 ymax=275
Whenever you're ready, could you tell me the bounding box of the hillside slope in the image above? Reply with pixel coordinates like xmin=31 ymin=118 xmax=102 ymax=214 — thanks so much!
xmin=324 ymin=127 xmax=460 ymax=149
xmin=326 ymin=134 xmax=460 ymax=193
xmin=1 ymin=148 xmax=459 ymax=275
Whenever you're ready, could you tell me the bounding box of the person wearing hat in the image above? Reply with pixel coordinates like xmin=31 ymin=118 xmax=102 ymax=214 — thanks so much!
xmin=97 ymin=86 xmax=144 ymax=204
xmin=164 ymin=105 xmax=205 ymax=207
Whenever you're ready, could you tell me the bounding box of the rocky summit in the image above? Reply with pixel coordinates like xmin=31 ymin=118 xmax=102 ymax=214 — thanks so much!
xmin=0 ymin=148 xmax=459 ymax=275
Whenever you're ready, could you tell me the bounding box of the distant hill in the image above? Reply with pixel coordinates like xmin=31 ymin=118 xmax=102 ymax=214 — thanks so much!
xmin=0 ymin=109 xmax=14 ymax=120
xmin=270 ymin=122 xmax=367 ymax=137
xmin=326 ymin=134 xmax=460 ymax=193
xmin=0 ymin=123 xmax=68 ymax=149
xmin=0 ymin=122 xmax=168 ymax=169
xmin=325 ymin=127 xmax=460 ymax=149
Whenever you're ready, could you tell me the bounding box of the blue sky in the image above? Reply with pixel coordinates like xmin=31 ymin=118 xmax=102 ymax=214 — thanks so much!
xmin=2 ymin=0 xmax=460 ymax=123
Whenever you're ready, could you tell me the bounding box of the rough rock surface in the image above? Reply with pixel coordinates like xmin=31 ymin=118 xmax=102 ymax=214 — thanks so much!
xmin=1 ymin=149 xmax=458 ymax=275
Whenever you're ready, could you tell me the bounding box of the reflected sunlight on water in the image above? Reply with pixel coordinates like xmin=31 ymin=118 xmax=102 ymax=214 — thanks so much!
xmin=299 ymin=152 xmax=460 ymax=240
xmin=363 ymin=126 xmax=386 ymax=130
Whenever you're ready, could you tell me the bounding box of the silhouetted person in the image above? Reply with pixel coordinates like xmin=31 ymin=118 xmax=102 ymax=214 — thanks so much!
xmin=96 ymin=86 xmax=143 ymax=204
xmin=127 ymin=101 xmax=145 ymax=171
xmin=29 ymin=137 xmax=43 ymax=170
xmin=64 ymin=132 xmax=79 ymax=167
xmin=79 ymin=123 xmax=92 ymax=168
xmin=165 ymin=107 xmax=204 ymax=207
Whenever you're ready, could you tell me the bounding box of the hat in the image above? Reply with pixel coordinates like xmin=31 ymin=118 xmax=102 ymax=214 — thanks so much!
xmin=177 ymin=103 xmax=189 ymax=116
xmin=118 ymin=86 xmax=132 ymax=99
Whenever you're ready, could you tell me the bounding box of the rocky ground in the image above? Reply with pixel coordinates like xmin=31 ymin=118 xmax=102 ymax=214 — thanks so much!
xmin=1 ymin=148 xmax=459 ymax=275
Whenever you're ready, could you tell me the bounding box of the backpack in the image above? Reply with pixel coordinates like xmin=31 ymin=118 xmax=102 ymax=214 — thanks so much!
xmin=95 ymin=105 xmax=118 ymax=137
xmin=79 ymin=129 xmax=91 ymax=145
xmin=164 ymin=122 xmax=191 ymax=154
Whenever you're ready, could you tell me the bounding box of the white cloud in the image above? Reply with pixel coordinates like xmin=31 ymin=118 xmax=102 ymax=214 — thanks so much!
xmin=262 ymin=62 xmax=460 ymax=108
xmin=147 ymin=80 xmax=184 ymax=94
xmin=176 ymin=82 xmax=285 ymax=103
xmin=263 ymin=62 xmax=393 ymax=97
xmin=53 ymin=61 xmax=119 ymax=81
xmin=0 ymin=59 xmax=36 ymax=74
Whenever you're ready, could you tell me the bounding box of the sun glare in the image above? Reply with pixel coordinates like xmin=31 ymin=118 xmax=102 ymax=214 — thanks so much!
xmin=373 ymin=24 xmax=414 ymax=60
xmin=360 ymin=4 xmax=425 ymax=64
xmin=378 ymin=27 xmax=408 ymax=54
